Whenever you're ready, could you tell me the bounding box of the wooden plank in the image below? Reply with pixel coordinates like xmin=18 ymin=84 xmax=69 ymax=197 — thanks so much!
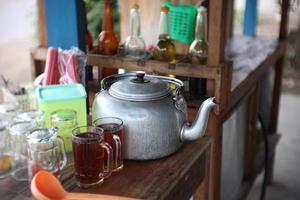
xmin=222 ymin=86 xmax=255 ymax=124
xmin=206 ymin=113 xmax=222 ymax=200
xmin=267 ymin=0 xmax=289 ymax=181
xmin=194 ymin=142 xmax=211 ymax=200
xmin=207 ymin=0 xmax=226 ymax=65
xmin=269 ymin=0 xmax=289 ymax=133
xmin=30 ymin=47 xmax=48 ymax=79
xmin=243 ymin=84 xmax=258 ymax=179
xmin=207 ymin=0 xmax=227 ymax=97
xmin=71 ymin=137 xmax=211 ymax=199
xmin=30 ymin=47 xmax=48 ymax=61
xmin=0 ymin=137 xmax=211 ymax=200
xmin=205 ymin=1 xmax=228 ymax=199
xmin=279 ymin=0 xmax=290 ymax=41
xmin=87 ymin=53 xmax=222 ymax=79
xmin=224 ymin=0 xmax=234 ymax=41
xmin=217 ymin=62 xmax=233 ymax=113
xmin=37 ymin=0 xmax=48 ymax=47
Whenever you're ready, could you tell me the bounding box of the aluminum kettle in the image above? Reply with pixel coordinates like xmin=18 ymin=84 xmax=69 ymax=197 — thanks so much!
xmin=92 ymin=72 xmax=215 ymax=160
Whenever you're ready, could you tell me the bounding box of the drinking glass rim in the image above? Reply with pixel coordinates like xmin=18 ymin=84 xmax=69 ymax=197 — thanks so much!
xmin=72 ymin=126 xmax=104 ymax=142
xmin=51 ymin=109 xmax=77 ymax=121
xmin=92 ymin=117 xmax=124 ymax=130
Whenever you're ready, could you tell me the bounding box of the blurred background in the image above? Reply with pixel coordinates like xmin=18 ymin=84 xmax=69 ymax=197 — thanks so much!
xmin=0 ymin=0 xmax=299 ymax=199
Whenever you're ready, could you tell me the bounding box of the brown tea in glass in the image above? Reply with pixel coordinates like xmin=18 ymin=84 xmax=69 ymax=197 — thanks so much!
xmin=93 ymin=117 xmax=124 ymax=172
xmin=72 ymin=126 xmax=112 ymax=188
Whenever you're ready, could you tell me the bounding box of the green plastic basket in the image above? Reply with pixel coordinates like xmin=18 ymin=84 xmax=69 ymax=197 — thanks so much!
xmin=162 ymin=2 xmax=197 ymax=44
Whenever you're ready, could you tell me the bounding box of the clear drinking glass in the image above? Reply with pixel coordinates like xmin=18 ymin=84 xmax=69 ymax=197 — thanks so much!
xmin=93 ymin=117 xmax=124 ymax=172
xmin=16 ymin=110 xmax=45 ymax=127
xmin=51 ymin=109 xmax=77 ymax=152
xmin=26 ymin=127 xmax=67 ymax=181
xmin=72 ymin=126 xmax=113 ymax=188
xmin=8 ymin=121 xmax=38 ymax=181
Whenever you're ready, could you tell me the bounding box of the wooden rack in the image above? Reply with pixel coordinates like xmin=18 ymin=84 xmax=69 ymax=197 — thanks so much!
xmin=29 ymin=0 xmax=291 ymax=199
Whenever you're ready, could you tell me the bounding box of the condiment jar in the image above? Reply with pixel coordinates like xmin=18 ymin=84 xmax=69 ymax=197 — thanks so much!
xmin=26 ymin=127 xmax=67 ymax=180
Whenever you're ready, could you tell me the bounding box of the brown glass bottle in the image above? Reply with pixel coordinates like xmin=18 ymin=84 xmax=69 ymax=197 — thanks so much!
xmin=153 ymin=6 xmax=176 ymax=62
xmin=98 ymin=1 xmax=118 ymax=77
xmin=83 ymin=3 xmax=93 ymax=52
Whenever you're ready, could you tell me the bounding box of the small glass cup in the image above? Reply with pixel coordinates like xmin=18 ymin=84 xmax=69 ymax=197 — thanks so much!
xmin=72 ymin=126 xmax=113 ymax=188
xmin=16 ymin=110 xmax=45 ymax=127
xmin=8 ymin=121 xmax=39 ymax=181
xmin=26 ymin=127 xmax=67 ymax=181
xmin=51 ymin=109 xmax=77 ymax=153
xmin=93 ymin=117 xmax=124 ymax=172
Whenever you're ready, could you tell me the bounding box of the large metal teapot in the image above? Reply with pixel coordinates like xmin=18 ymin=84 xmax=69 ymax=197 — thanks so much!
xmin=92 ymin=72 xmax=215 ymax=160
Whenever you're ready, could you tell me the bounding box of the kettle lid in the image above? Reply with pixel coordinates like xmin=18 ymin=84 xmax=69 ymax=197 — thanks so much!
xmin=109 ymin=72 xmax=172 ymax=101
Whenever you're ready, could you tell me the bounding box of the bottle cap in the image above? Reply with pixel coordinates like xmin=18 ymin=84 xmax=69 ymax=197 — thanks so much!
xmin=198 ymin=6 xmax=207 ymax=13
xmin=161 ymin=6 xmax=169 ymax=13
xmin=131 ymin=2 xmax=139 ymax=9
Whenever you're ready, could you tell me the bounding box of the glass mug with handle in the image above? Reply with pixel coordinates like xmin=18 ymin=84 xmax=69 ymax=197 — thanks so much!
xmin=72 ymin=126 xmax=113 ymax=188
xmin=93 ymin=117 xmax=124 ymax=172
xmin=9 ymin=121 xmax=39 ymax=181
xmin=26 ymin=127 xmax=67 ymax=181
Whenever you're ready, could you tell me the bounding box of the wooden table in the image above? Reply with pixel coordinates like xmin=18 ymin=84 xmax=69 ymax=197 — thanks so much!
xmin=0 ymin=137 xmax=211 ymax=200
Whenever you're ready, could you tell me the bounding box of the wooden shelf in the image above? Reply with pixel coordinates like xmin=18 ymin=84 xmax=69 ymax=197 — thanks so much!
xmin=0 ymin=137 xmax=211 ymax=200
xmin=30 ymin=46 xmax=47 ymax=61
xmin=87 ymin=53 xmax=223 ymax=80
xmin=30 ymin=42 xmax=286 ymax=123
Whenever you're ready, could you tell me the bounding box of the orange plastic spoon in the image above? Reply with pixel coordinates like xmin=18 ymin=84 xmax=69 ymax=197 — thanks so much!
xmin=31 ymin=170 xmax=136 ymax=200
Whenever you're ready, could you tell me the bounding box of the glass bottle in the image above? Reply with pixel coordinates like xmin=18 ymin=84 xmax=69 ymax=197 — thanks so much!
xmin=189 ymin=6 xmax=208 ymax=99
xmin=84 ymin=3 xmax=93 ymax=80
xmin=153 ymin=6 xmax=176 ymax=62
xmin=84 ymin=3 xmax=93 ymax=52
xmin=124 ymin=3 xmax=146 ymax=59
xmin=189 ymin=6 xmax=208 ymax=64
xmin=98 ymin=1 xmax=118 ymax=77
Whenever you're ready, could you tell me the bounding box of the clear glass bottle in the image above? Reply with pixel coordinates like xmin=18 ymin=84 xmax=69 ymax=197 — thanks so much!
xmin=98 ymin=1 xmax=119 ymax=78
xmin=189 ymin=6 xmax=208 ymax=64
xmin=189 ymin=6 xmax=208 ymax=99
xmin=153 ymin=6 xmax=176 ymax=62
xmin=124 ymin=3 xmax=146 ymax=59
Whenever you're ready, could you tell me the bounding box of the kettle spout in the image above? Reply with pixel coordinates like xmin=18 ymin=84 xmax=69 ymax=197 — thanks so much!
xmin=180 ymin=97 xmax=216 ymax=141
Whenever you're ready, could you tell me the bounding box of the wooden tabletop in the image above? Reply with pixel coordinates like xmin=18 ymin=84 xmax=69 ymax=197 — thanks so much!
xmin=0 ymin=137 xmax=211 ymax=200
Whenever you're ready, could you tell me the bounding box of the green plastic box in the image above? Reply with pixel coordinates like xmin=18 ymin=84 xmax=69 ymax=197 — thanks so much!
xmin=162 ymin=2 xmax=197 ymax=44
xmin=36 ymin=84 xmax=87 ymax=128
